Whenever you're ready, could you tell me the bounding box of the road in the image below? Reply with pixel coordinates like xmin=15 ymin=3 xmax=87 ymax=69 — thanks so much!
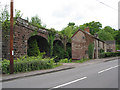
xmin=2 ymin=59 xmax=119 ymax=89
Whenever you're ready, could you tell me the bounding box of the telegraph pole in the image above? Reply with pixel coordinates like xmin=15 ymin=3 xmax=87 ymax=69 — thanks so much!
xmin=10 ymin=0 xmax=14 ymax=74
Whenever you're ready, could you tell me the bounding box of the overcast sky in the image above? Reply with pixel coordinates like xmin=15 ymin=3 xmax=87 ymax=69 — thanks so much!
xmin=1 ymin=0 xmax=120 ymax=30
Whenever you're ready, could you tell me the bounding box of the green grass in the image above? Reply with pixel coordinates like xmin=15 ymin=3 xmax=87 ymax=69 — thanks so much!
xmin=73 ymin=58 xmax=89 ymax=63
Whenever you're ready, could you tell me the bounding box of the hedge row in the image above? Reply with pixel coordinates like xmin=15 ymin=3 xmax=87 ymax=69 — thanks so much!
xmin=2 ymin=56 xmax=55 ymax=74
xmin=99 ymin=52 xmax=120 ymax=58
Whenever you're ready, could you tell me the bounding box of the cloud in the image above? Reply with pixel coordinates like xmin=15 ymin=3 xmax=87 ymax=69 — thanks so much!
xmin=1 ymin=0 xmax=119 ymax=30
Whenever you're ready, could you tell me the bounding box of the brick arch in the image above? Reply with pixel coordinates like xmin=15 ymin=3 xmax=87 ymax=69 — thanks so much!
xmin=54 ymin=38 xmax=64 ymax=45
xmin=13 ymin=24 xmax=48 ymax=59
xmin=53 ymin=40 xmax=64 ymax=47
xmin=27 ymin=35 xmax=49 ymax=56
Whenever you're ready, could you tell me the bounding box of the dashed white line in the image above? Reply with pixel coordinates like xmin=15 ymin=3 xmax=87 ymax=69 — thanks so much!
xmin=52 ymin=77 xmax=87 ymax=88
xmin=98 ymin=65 xmax=119 ymax=74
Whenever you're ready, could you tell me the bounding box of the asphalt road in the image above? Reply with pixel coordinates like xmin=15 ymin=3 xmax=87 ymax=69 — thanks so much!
xmin=2 ymin=59 xmax=119 ymax=89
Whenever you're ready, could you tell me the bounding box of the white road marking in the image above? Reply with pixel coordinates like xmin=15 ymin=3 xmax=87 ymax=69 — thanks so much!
xmin=52 ymin=77 xmax=87 ymax=88
xmin=98 ymin=65 xmax=119 ymax=74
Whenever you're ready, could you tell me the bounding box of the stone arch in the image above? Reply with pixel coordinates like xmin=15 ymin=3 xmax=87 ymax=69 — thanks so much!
xmin=53 ymin=40 xmax=64 ymax=59
xmin=27 ymin=35 xmax=49 ymax=56
xmin=66 ymin=42 xmax=72 ymax=59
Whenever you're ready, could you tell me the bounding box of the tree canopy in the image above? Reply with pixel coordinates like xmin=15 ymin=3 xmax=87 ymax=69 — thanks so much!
xmin=97 ymin=30 xmax=114 ymax=41
xmin=83 ymin=21 xmax=102 ymax=35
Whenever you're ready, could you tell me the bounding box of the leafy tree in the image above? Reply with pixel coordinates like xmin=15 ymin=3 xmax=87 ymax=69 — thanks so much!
xmin=0 ymin=5 xmax=9 ymax=22
xmin=60 ymin=22 xmax=79 ymax=41
xmin=79 ymin=25 xmax=86 ymax=31
xmin=30 ymin=15 xmax=42 ymax=28
xmin=63 ymin=26 xmax=73 ymax=38
xmin=97 ymin=30 xmax=114 ymax=41
xmin=68 ymin=22 xmax=75 ymax=26
xmin=27 ymin=39 xmax=40 ymax=57
xmin=53 ymin=42 xmax=66 ymax=59
xmin=15 ymin=9 xmax=23 ymax=19
xmin=83 ymin=21 xmax=102 ymax=35
xmin=48 ymin=28 xmax=56 ymax=57
xmin=103 ymin=26 xmax=114 ymax=34
xmin=115 ymin=30 xmax=120 ymax=45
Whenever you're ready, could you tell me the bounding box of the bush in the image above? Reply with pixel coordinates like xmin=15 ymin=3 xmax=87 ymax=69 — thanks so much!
xmin=59 ymin=58 xmax=72 ymax=63
xmin=53 ymin=42 xmax=68 ymax=59
xmin=27 ymin=39 xmax=40 ymax=57
xmin=99 ymin=52 xmax=120 ymax=58
xmin=2 ymin=56 xmax=55 ymax=74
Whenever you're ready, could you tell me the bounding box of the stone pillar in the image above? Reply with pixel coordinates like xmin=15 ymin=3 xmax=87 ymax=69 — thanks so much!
xmin=63 ymin=36 xmax=67 ymax=51
xmin=0 ymin=29 xmax=2 ymax=60
xmin=96 ymin=40 xmax=99 ymax=59
xmin=104 ymin=43 xmax=107 ymax=52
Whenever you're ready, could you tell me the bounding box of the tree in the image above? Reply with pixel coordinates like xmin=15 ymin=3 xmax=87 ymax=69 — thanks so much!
xmin=15 ymin=9 xmax=23 ymax=19
xmin=115 ymin=30 xmax=120 ymax=45
xmin=48 ymin=28 xmax=56 ymax=57
xmin=0 ymin=5 xmax=9 ymax=22
xmin=60 ymin=22 xmax=79 ymax=41
xmin=97 ymin=30 xmax=114 ymax=41
xmin=68 ymin=22 xmax=75 ymax=26
xmin=79 ymin=25 xmax=86 ymax=31
xmin=30 ymin=15 xmax=42 ymax=28
xmin=83 ymin=21 xmax=102 ymax=35
xmin=27 ymin=39 xmax=40 ymax=57
xmin=103 ymin=26 xmax=114 ymax=34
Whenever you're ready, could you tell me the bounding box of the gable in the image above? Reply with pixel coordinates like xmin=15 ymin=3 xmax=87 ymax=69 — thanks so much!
xmin=72 ymin=31 xmax=86 ymax=43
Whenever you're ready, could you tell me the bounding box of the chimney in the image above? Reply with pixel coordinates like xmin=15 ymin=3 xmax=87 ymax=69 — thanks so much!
xmin=84 ymin=27 xmax=89 ymax=33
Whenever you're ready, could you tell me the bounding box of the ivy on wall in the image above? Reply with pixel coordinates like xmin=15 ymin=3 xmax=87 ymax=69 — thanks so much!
xmin=88 ymin=43 xmax=94 ymax=59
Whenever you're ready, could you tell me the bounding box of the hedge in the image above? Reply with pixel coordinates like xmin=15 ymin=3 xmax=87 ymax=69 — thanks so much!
xmin=99 ymin=52 xmax=120 ymax=58
xmin=2 ymin=56 xmax=55 ymax=74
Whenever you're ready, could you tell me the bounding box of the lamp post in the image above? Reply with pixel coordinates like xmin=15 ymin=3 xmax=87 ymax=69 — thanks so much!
xmin=10 ymin=0 xmax=14 ymax=74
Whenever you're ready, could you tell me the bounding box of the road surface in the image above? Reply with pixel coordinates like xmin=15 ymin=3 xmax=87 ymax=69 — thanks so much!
xmin=2 ymin=59 xmax=119 ymax=89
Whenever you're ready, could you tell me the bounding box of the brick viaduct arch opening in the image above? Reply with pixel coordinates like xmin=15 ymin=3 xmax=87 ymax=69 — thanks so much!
xmin=66 ymin=43 xmax=72 ymax=59
xmin=27 ymin=35 xmax=49 ymax=57
xmin=53 ymin=40 xmax=64 ymax=59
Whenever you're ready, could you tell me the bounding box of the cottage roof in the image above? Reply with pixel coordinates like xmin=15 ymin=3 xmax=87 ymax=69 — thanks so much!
xmin=71 ymin=29 xmax=105 ymax=43
xmin=105 ymin=40 xmax=116 ymax=44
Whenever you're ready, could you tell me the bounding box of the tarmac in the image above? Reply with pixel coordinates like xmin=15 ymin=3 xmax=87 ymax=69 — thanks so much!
xmin=0 ymin=57 xmax=119 ymax=82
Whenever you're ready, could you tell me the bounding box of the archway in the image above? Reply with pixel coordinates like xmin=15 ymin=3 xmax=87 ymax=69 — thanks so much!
xmin=66 ymin=43 xmax=72 ymax=59
xmin=53 ymin=40 xmax=65 ymax=59
xmin=27 ymin=35 xmax=49 ymax=57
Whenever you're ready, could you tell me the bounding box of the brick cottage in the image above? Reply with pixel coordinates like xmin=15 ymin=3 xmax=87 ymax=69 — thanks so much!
xmin=71 ymin=27 xmax=116 ymax=60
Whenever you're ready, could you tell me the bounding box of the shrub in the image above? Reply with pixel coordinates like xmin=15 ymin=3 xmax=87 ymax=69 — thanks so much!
xmin=53 ymin=42 xmax=66 ymax=59
xmin=2 ymin=56 xmax=55 ymax=74
xmin=59 ymin=58 xmax=72 ymax=63
xmin=27 ymin=39 xmax=40 ymax=57
xmin=99 ymin=52 xmax=120 ymax=58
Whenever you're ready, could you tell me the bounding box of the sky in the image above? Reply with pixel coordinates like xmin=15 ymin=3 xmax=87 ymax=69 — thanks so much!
xmin=1 ymin=0 xmax=120 ymax=31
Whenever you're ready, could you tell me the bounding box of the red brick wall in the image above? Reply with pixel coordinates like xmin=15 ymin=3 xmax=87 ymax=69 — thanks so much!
xmin=2 ymin=18 xmax=66 ymax=60
xmin=72 ymin=30 xmax=94 ymax=60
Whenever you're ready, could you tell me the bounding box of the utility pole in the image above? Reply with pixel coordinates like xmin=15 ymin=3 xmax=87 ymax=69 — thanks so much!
xmin=10 ymin=0 xmax=14 ymax=74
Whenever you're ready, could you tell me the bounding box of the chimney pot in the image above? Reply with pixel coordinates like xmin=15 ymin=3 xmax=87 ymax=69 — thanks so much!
xmin=84 ymin=27 xmax=89 ymax=33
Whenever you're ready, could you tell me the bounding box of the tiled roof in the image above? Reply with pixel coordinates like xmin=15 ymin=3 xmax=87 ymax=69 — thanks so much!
xmin=71 ymin=29 xmax=105 ymax=43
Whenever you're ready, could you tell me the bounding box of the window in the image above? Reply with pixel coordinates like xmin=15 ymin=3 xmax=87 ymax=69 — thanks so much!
xmin=85 ymin=50 xmax=88 ymax=54
xmin=82 ymin=36 xmax=85 ymax=39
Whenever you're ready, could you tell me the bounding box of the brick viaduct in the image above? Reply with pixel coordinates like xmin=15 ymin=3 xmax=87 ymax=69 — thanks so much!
xmin=2 ymin=18 xmax=70 ymax=60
